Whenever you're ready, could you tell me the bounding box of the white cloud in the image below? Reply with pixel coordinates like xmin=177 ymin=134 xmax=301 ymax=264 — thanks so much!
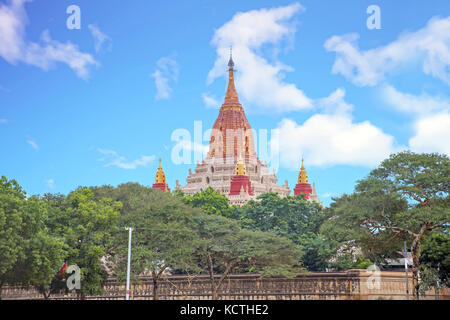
xmin=88 ymin=24 xmax=112 ymax=53
xmin=325 ymin=16 xmax=450 ymax=86
xmin=271 ymin=89 xmax=399 ymax=169
xmin=150 ymin=56 xmax=178 ymax=100
xmin=383 ymin=85 xmax=450 ymax=115
xmin=381 ymin=85 xmax=450 ymax=156
xmin=0 ymin=118 xmax=7 ymax=124
xmin=202 ymin=92 xmax=220 ymax=108
xmin=26 ymin=138 xmax=39 ymax=150
xmin=0 ymin=0 xmax=98 ymax=79
xmin=97 ymin=149 xmax=156 ymax=170
xmin=46 ymin=178 xmax=55 ymax=189
xmin=207 ymin=3 xmax=312 ymax=112
xmin=409 ymin=112 xmax=450 ymax=155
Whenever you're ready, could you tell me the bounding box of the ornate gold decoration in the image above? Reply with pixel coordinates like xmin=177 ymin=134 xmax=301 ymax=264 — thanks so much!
xmin=298 ymin=158 xmax=308 ymax=184
xmin=235 ymin=154 xmax=246 ymax=176
xmin=155 ymin=158 xmax=166 ymax=184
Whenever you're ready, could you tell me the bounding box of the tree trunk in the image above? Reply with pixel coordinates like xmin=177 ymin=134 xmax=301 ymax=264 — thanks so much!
xmin=152 ymin=266 xmax=167 ymax=300
xmin=212 ymin=287 xmax=218 ymax=300
xmin=410 ymin=223 xmax=429 ymax=300
xmin=153 ymin=278 xmax=159 ymax=300
xmin=411 ymin=241 xmax=421 ymax=299
xmin=207 ymin=255 xmax=217 ymax=300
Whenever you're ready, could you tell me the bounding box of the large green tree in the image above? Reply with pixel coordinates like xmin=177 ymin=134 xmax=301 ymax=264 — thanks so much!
xmin=93 ymin=183 xmax=201 ymax=300
xmin=193 ymin=213 xmax=303 ymax=300
xmin=322 ymin=152 xmax=449 ymax=298
xmin=47 ymin=187 xmax=122 ymax=299
xmin=229 ymin=192 xmax=333 ymax=271
xmin=0 ymin=176 xmax=26 ymax=295
xmin=16 ymin=197 xmax=67 ymax=299
xmin=0 ymin=177 xmax=66 ymax=299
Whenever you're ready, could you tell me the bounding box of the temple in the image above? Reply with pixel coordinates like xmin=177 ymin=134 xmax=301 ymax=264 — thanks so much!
xmin=175 ymin=53 xmax=290 ymax=204
xmin=152 ymin=158 xmax=170 ymax=192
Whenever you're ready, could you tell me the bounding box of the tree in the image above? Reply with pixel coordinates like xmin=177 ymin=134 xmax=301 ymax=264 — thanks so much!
xmin=182 ymin=187 xmax=231 ymax=217
xmin=0 ymin=177 xmax=66 ymax=300
xmin=48 ymin=187 xmax=122 ymax=299
xmin=419 ymin=233 xmax=450 ymax=293
xmin=229 ymin=192 xmax=331 ymax=271
xmin=193 ymin=213 xmax=303 ymax=300
xmin=0 ymin=176 xmax=26 ymax=296
xmin=15 ymin=197 xmax=67 ymax=299
xmin=232 ymin=193 xmax=323 ymax=240
xmin=298 ymin=232 xmax=337 ymax=271
xmin=322 ymin=152 xmax=449 ymax=298
xmin=93 ymin=183 xmax=201 ymax=300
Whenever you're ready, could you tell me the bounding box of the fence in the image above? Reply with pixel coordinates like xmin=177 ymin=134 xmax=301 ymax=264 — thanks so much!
xmin=1 ymin=270 xmax=448 ymax=300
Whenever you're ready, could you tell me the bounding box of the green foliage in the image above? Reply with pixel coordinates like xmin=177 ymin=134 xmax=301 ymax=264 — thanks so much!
xmin=0 ymin=176 xmax=26 ymax=288
xmin=321 ymin=151 xmax=450 ymax=296
xmin=419 ymin=232 xmax=450 ymax=291
xmin=320 ymin=194 xmax=405 ymax=264
xmin=192 ymin=213 xmax=303 ymax=299
xmin=331 ymin=254 xmax=372 ymax=271
xmin=47 ymin=187 xmax=121 ymax=298
xmin=353 ymin=256 xmax=373 ymax=269
xmin=232 ymin=193 xmax=323 ymax=242
xmin=0 ymin=177 xmax=67 ymax=299
xmin=298 ymin=233 xmax=336 ymax=271
xmin=228 ymin=192 xmax=334 ymax=271
xmin=182 ymin=187 xmax=231 ymax=217
xmin=322 ymin=152 xmax=449 ymax=256
xmin=92 ymin=183 xmax=201 ymax=299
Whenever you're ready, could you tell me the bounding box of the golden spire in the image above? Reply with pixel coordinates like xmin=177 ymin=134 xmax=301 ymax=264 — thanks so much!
xmin=298 ymin=158 xmax=308 ymax=184
xmin=235 ymin=154 xmax=246 ymax=176
xmin=224 ymin=47 xmax=239 ymax=103
xmin=155 ymin=158 xmax=166 ymax=184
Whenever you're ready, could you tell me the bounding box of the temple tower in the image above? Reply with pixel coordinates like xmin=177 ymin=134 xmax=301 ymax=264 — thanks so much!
xmin=152 ymin=158 xmax=170 ymax=192
xmin=176 ymin=53 xmax=290 ymax=202
xmin=294 ymin=158 xmax=322 ymax=205
xmin=207 ymin=52 xmax=256 ymax=162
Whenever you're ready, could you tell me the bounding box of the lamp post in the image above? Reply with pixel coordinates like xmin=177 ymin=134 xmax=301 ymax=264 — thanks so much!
xmin=404 ymin=241 xmax=409 ymax=300
xmin=125 ymin=227 xmax=133 ymax=300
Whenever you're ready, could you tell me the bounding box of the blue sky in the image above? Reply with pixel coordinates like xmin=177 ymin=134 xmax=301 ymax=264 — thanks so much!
xmin=0 ymin=0 xmax=449 ymax=206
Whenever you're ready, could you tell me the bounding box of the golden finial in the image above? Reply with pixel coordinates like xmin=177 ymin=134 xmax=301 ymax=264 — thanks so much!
xmin=235 ymin=154 xmax=246 ymax=176
xmin=298 ymin=157 xmax=308 ymax=184
xmin=155 ymin=157 xmax=166 ymax=184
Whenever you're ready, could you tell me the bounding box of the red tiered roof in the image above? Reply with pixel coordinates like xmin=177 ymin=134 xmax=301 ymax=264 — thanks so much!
xmin=294 ymin=183 xmax=312 ymax=199
xmin=229 ymin=175 xmax=254 ymax=196
xmin=152 ymin=183 xmax=170 ymax=192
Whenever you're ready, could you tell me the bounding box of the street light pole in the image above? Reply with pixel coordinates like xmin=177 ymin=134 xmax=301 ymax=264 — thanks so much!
xmin=404 ymin=241 xmax=409 ymax=300
xmin=126 ymin=227 xmax=133 ymax=300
